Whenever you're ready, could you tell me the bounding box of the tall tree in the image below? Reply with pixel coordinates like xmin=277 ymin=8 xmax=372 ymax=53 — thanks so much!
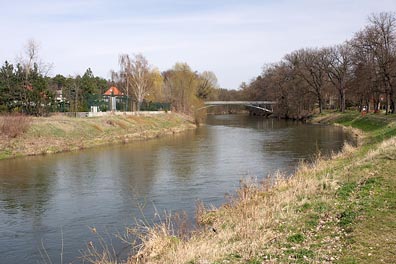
xmin=0 ymin=61 xmax=17 ymax=111
xmin=119 ymin=54 xmax=155 ymax=111
xmin=285 ymin=48 xmax=328 ymax=113
xmin=323 ymin=44 xmax=353 ymax=112
xmin=81 ymin=68 xmax=97 ymax=95
xmin=17 ymin=39 xmax=52 ymax=79
xmin=145 ymin=68 xmax=164 ymax=102
xmin=352 ymin=12 xmax=396 ymax=113
xmin=163 ymin=63 xmax=198 ymax=113
xmin=197 ymin=71 xmax=217 ymax=99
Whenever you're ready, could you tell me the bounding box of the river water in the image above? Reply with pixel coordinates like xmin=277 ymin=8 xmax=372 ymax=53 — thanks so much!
xmin=0 ymin=115 xmax=353 ymax=263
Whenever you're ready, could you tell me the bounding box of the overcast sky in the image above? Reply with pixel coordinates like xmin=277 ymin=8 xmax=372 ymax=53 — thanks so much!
xmin=0 ymin=0 xmax=395 ymax=89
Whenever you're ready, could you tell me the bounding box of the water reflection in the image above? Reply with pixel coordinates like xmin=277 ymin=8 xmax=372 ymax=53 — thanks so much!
xmin=0 ymin=157 xmax=54 ymax=214
xmin=0 ymin=115 xmax=352 ymax=263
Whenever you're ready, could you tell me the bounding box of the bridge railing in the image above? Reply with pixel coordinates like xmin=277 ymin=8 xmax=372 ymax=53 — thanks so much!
xmin=204 ymin=101 xmax=277 ymax=105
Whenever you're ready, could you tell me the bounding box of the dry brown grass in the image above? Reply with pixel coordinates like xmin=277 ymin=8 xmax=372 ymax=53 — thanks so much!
xmin=110 ymin=170 xmax=317 ymax=264
xmin=361 ymin=136 xmax=396 ymax=162
xmin=0 ymin=113 xmax=195 ymax=160
xmin=0 ymin=113 xmax=31 ymax=138
xmin=113 ymin=144 xmax=358 ymax=264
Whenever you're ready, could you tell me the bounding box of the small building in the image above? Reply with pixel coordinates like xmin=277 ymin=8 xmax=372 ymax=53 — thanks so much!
xmin=103 ymin=86 xmax=123 ymax=97
xmin=103 ymin=86 xmax=124 ymax=111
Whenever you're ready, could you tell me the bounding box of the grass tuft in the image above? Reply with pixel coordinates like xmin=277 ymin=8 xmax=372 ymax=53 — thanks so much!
xmin=287 ymin=233 xmax=305 ymax=243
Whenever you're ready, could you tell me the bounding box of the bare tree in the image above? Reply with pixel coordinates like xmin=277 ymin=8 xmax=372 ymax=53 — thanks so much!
xmin=197 ymin=71 xmax=218 ymax=99
xmin=352 ymin=12 xmax=396 ymax=113
xmin=23 ymin=39 xmax=38 ymax=79
xmin=285 ymin=48 xmax=328 ymax=113
xmin=235 ymin=12 xmax=396 ymax=117
xmin=109 ymin=69 xmax=121 ymax=84
xmin=323 ymin=43 xmax=353 ymax=112
xmin=119 ymin=53 xmax=155 ymax=111
xmin=17 ymin=39 xmax=53 ymax=79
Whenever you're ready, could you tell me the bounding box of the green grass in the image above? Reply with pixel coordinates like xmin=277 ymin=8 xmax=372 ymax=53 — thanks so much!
xmin=0 ymin=151 xmax=11 ymax=160
xmin=337 ymin=159 xmax=396 ymax=263
xmin=304 ymin=213 xmax=320 ymax=228
xmin=284 ymin=248 xmax=314 ymax=262
xmin=337 ymin=182 xmax=358 ymax=200
xmin=257 ymin=112 xmax=396 ymax=263
xmin=339 ymin=115 xmax=387 ymax=131
xmin=287 ymin=233 xmax=305 ymax=243
xmin=320 ymin=112 xmax=396 ymax=263
xmin=332 ymin=112 xmax=396 ymax=141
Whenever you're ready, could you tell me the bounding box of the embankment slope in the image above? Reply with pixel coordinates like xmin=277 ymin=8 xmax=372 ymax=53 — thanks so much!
xmin=0 ymin=113 xmax=195 ymax=160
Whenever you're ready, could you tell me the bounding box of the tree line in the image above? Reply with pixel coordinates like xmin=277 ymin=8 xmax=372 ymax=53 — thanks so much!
xmin=0 ymin=40 xmax=218 ymax=116
xmin=2 ymin=12 xmax=395 ymax=118
xmin=113 ymin=55 xmax=218 ymax=113
xmin=211 ymin=12 xmax=396 ymax=119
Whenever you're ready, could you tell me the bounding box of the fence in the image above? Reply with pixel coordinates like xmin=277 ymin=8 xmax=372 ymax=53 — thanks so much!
xmin=54 ymin=95 xmax=170 ymax=113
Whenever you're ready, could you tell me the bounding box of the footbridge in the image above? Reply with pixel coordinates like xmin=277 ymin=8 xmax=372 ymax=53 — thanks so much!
xmin=203 ymin=101 xmax=276 ymax=115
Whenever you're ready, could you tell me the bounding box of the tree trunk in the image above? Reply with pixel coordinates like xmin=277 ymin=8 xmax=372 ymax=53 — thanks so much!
xmin=318 ymin=97 xmax=323 ymax=114
xmin=366 ymin=98 xmax=370 ymax=112
xmin=374 ymin=99 xmax=379 ymax=112
xmin=386 ymin=92 xmax=391 ymax=114
xmin=339 ymin=88 xmax=346 ymax=112
xmin=137 ymin=100 xmax=141 ymax=111
xmin=359 ymin=98 xmax=363 ymax=112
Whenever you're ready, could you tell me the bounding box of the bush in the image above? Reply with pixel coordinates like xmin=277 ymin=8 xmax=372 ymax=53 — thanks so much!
xmin=0 ymin=114 xmax=31 ymax=138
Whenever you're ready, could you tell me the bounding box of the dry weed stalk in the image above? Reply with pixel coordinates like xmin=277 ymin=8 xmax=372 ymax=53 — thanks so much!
xmin=124 ymin=211 xmax=193 ymax=264
xmin=80 ymin=228 xmax=118 ymax=264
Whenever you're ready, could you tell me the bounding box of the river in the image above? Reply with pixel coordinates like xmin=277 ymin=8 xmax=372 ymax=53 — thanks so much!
xmin=0 ymin=115 xmax=353 ymax=263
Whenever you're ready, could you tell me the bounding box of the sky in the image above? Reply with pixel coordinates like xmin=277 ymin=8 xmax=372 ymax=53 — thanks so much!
xmin=0 ymin=0 xmax=395 ymax=89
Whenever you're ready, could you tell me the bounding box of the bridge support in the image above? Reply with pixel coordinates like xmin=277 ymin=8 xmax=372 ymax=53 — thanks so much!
xmin=249 ymin=108 xmax=271 ymax=116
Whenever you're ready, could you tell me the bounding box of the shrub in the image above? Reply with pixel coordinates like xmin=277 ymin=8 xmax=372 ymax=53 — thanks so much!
xmin=0 ymin=113 xmax=31 ymax=138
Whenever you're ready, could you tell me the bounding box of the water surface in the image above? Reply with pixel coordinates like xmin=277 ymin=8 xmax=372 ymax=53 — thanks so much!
xmin=0 ymin=115 xmax=353 ymax=263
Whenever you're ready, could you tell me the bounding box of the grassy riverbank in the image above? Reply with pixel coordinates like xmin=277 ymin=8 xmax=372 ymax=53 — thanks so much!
xmin=104 ymin=111 xmax=395 ymax=264
xmin=0 ymin=113 xmax=195 ymax=160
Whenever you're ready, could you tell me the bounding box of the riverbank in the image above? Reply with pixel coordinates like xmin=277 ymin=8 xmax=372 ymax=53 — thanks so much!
xmin=106 ymin=111 xmax=395 ymax=264
xmin=0 ymin=113 xmax=196 ymax=160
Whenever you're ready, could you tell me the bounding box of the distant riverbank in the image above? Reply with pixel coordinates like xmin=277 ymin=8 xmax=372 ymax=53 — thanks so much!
xmin=100 ymin=111 xmax=395 ymax=264
xmin=0 ymin=113 xmax=196 ymax=160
